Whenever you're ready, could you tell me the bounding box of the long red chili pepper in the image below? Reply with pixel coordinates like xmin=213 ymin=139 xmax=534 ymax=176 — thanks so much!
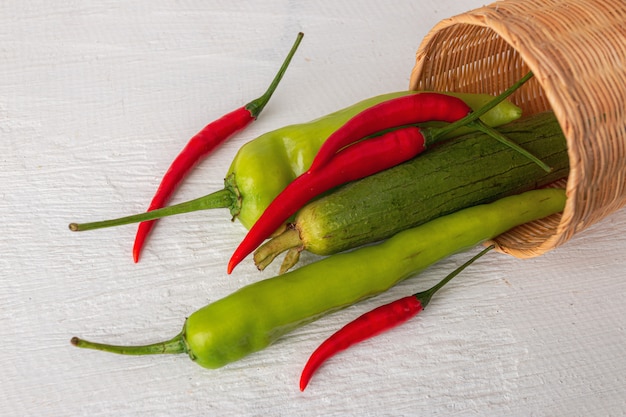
xmin=226 ymin=125 xmax=434 ymax=274
xmin=306 ymin=92 xmax=466 ymax=172
xmin=309 ymin=71 xmax=535 ymax=172
xmin=299 ymin=244 xmax=495 ymax=391
xmin=227 ymin=72 xmax=542 ymax=273
xmin=306 ymin=92 xmax=473 ymax=172
xmin=132 ymin=32 xmax=304 ymax=263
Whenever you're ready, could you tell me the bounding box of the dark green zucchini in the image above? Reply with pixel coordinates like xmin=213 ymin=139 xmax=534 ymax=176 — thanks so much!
xmin=255 ymin=112 xmax=569 ymax=272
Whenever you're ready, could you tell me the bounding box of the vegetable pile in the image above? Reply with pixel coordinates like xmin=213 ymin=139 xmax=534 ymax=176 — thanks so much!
xmin=68 ymin=34 xmax=570 ymax=390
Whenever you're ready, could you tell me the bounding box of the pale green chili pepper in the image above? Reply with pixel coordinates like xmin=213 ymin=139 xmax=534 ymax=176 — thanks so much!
xmin=71 ymin=188 xmax=565 ymax=369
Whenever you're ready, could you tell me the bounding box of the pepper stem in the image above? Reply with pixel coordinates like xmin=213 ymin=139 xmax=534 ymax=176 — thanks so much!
xmin=69 ymin=188 xmax=234 ymax=232
xmin=70 ymin=331 xmax=186 ymax=356
xmin=245 ymin=32 xmax=304 ymax=118
xmin=427 ymin=71 xmax=550 ymax=171
xmin=415 ymin=244 xmax=495 ymax=308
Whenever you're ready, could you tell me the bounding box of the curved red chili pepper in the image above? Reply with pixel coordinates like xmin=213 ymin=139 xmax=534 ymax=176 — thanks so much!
xmin=226 ymin=126 xmax=427 ymax=274
xmin=133 ymin=108 xmax=253 ymax=262
xmin=132 ymin=32 xmax=304 ymax=263
xmin=300 ymin=296 xmax=422 ymax=391
xmin=307 ymin=92 xmax=471 ymax=172
xmin=299 ymin=245 xmax=495 ymax=391
xmin=310 ymin=72 xmax=537 ymax=173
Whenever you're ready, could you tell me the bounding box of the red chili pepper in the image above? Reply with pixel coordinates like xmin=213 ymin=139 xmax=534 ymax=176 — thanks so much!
xmin=132 ymin=32 xmax=304 ymax=263
xmin=307 ymin=92 xmax=470 ymax=172
xmin=226 ymin=125 xmax=432 ymax=274
xmin=309 ymin=72 xmax=537 ymax=173
xmin=299 ymin=244 xmax=495 ymax=391
xmin=307 ymin=92 xmax=474 ymax=171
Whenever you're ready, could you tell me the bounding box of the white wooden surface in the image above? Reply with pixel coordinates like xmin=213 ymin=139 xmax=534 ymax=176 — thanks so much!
xmin=2 ymin=1 xmax=626 ymax=416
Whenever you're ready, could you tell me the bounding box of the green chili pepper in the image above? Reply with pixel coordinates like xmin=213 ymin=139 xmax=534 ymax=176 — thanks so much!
xmin=69 ymin=92 xmax=522 ymax=234
xmin=71 ymin=188 xmax=565 ymax=369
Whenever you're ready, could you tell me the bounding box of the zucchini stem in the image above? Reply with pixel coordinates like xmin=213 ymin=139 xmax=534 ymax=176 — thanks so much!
xmin=254 ymin=227 xmax=303 ymax=271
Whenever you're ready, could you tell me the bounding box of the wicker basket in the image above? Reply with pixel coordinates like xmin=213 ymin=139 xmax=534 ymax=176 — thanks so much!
xmin=410 ymin=0 xmax=626 ymax=258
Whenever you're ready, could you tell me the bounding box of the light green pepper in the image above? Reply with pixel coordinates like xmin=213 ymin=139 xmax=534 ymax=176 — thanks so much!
xmin=71 ymin=188 xmax=565 ymax=368
xmin=226 ymin=90 xmax=522 ymax=229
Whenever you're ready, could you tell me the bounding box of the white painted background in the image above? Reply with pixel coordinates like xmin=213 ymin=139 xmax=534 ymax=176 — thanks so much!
xmin=2 ymin=1 xmax=626 ymax=416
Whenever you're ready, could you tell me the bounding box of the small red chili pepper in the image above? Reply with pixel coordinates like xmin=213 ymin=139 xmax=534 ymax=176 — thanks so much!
xmin=299 ymin=244 xmax=495 ymax=391
xmin=132 ymin=32 xmax=304 ymax=263
xmin=307 ymin=92 xmax=469 ymax=172
xmin=226 ymin=125 xmax=431 ymax=274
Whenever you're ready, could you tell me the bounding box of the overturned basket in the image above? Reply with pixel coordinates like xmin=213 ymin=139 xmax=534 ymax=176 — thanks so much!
xmin=410 ymin=0 xmax=626 ymax=258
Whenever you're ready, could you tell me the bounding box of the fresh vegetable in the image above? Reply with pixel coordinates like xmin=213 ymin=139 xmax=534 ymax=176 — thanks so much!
xmin=299 ymin=245 xmax=495 ymax=391
xmin=133 ymin=32 xmax=304 ymax=263
xmin=306 ymin=92 xmax=471 ymax=171
xmin=226 ymin=73 xmax=546 ymax=273
xmin=255 ymin=112 xmax=569 ymax=272
xmin=69 ymin=93 xmax=522 ymax=241
xmin=308 ymin=73 xmax=535 ymax=172
xmin=71 ymin=188 xmax=566 ymax=369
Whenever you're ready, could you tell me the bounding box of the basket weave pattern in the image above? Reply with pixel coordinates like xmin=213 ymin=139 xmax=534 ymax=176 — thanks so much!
xmin=410 ymin=0 xmax=626 ymax=257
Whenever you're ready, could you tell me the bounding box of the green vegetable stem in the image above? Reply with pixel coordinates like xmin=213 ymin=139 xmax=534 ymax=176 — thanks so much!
xmin=71 ymin=188 xmax=566 ymax=369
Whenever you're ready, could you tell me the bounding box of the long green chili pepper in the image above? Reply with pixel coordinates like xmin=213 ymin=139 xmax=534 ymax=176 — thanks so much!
xmin=299 ymin=244 xmax=495 ymax=391
xmin=68 ymin=92 xmax=522 ymax=245
xmin=71 ymin=188 xmax=565 ymax=369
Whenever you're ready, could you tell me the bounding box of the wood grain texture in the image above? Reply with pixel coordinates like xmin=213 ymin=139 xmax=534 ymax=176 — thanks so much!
xmin=1 ymin=1 xmax=625 ymax=416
